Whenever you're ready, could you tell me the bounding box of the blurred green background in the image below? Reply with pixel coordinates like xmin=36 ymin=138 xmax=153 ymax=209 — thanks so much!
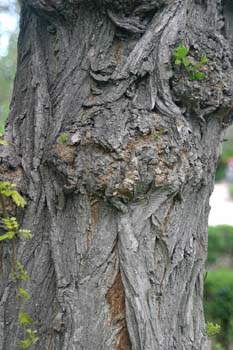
xmin=206 ymin=226 xmax=233 ymax=350
xmin=0 ymin=0 xmax=18 ymax=134
xmin=0 ymin=2 xmax=233 ymax=349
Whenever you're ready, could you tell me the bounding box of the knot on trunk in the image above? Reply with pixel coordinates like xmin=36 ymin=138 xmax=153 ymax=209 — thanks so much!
xmin=46 ymin=110 xmax=205 ymax=203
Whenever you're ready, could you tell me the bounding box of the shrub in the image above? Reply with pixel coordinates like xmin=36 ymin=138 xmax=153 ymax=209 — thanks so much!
xmin=204 ymin=269 xmax=233 ymax=348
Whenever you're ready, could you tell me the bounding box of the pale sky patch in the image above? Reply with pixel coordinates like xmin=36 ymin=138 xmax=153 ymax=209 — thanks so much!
xmin=0 ymin=11 xmax=18 ymax=56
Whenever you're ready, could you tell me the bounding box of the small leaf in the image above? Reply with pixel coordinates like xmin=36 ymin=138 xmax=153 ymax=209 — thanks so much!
xmin=0 ymin=232 xmax=15 ymax=241
xmin=2 ymin=217 xmax=19 ymax=230
xmin=11 ymin=272 xmax=18 ymax=282
xmin=195 ymin=56 xmax=209 ymax=69
xmin=19 ymin=288 xmax=31 ymax=300
xmin=0 ymin=139 xmax=8 ymax=146
xmin=182 ymin=57 xmax=191 ymax=67
xmin=19 ymin=312 xmax=33 ymax=325
xmin=0 ymin=233 xmax=9 ymax=242
xmin=18 ymin=330 xmax=38 ymax=349
xmin=0 ymin=181 xmax=16 ymax=196
xmin=18 ymin=338 xmax=31 ymax=349
xmin=11 ymin=191 xmax=26 ymax=207
xmin=206 ymin=321 xmax=221 ymax=337
xmin=19 ymin=229 xmax=33 ymax=239
xmin=173 ymin=44 xmax=189 ymax=59
xmin=16 ymin=261 xmax=30 ymax=281
xmin=0 ymin=218 xmax=18 ymax=241
xmin=200 ymin=56 xmax=209 ymax=64
xmin=0 ymin=182 xmax=26 ymax=207
xmin=26 ymin=329 xmax=38 ymax=345
xmin=175 ymin=58 xmax=181 ymax=65
xmin=189 ymin=71 xmax=204 ymax=80
xmin=0 ymin=182 xmax=13 ymax=190
xmin=6 ymin=231 xmax=16 ymax=240
xmin=59 ymin=133 xmax=69 ymax=144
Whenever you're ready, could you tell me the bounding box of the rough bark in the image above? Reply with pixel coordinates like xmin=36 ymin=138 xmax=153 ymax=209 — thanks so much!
xmin=1 ymin=0 xmax=233 ymax=349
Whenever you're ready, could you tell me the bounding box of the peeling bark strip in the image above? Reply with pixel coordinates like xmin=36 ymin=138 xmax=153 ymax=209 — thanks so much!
xmin=106 ymin=272 xmax=125 ymax=322
xmin=106 ymin=271 xmax=131 ymax=350
xmin=1 ymin=0 xmax=233 ymax=349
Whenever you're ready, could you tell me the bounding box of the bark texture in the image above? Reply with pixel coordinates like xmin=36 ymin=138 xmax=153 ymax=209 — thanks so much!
xmin=1 ymin=0 xmax=233 ymax=349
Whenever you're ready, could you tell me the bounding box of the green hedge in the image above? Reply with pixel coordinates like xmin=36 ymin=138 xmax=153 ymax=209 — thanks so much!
xmin=204 ymin=269 xmax=233 ymax=348
xmin=208 ymin=226 xmax=233 ymax=264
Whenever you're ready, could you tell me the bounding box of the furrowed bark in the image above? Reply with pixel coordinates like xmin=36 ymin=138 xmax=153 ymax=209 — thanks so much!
xmin=1 ymin=0 xmax=233 ymax=349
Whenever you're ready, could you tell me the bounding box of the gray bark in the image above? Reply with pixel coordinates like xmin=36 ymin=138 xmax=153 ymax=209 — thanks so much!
xmin=1 ymin=0 xmax=233 ymax=349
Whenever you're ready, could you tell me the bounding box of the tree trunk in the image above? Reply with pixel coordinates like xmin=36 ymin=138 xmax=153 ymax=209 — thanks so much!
xmin=1 ymin=0 xmax=233 ymax=349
